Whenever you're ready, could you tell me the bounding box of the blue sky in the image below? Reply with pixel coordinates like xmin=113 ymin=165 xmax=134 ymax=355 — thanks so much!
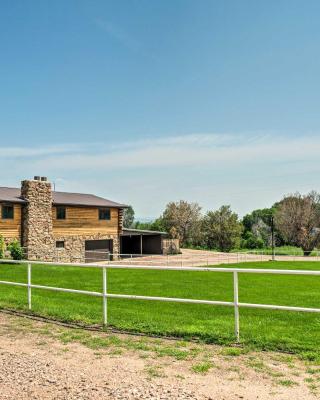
xmin=1 ymin=0 xmax=320 ymax=218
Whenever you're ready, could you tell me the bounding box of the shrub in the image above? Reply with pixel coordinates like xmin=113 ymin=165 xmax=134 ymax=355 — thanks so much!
xmin=0 ymin=235 xmax=5 ymax=259
xmin=241 ymin=232 xmax=264 ymax=249
xmin=8 ymin=239 xmax=24 ymax=260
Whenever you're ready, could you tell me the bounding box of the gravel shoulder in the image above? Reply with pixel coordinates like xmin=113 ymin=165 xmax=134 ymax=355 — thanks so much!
xmin=0 ymin=311 xmax=319 ymax=400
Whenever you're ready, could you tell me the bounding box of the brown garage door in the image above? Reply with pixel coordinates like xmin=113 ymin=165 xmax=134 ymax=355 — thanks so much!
xmin=85 ymin=240 xmax=113 ymax=262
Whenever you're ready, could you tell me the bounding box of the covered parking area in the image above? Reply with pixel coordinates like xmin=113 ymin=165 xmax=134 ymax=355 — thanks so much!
xmin=120 ymin=228 xmax=167 ymax=255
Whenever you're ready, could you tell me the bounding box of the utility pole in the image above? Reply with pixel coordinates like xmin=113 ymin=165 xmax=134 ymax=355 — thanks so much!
xmin=271 ymin=215 xmax=275 ymax=261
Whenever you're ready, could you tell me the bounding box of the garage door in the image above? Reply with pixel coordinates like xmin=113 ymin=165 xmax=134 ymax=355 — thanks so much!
xmin=85 ymin=240 xmax=113 ymax=262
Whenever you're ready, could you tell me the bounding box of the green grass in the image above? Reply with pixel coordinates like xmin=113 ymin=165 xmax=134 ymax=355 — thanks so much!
xmin=0 ymin=261 xmax=319 ymax=359
xmin=277 ymin=379 xmax=298 ymax=387
xmin=220 ymin=347 xmax=247 ymax=357
xmin=191 ymin=361 xmax=214 ymax=374
xmin=234 ymin=246 xmax=320 ymax=256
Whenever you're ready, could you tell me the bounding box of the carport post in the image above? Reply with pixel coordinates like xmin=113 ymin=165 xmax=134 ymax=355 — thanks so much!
xmin=140 ymin=234 xmax=143 ymax=255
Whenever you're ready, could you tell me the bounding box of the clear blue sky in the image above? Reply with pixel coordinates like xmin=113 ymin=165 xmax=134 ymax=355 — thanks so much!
xmin=1 ymin=0 xmax=320 ymax=218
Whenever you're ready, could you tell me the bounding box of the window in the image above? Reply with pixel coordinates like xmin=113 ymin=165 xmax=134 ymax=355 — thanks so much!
xmin=56 ymin=207 xmax=66 ymax=220
xmin=99 ymin=208 xmax=111 ymax=220
xmin=2 ymin=204 xmax=14 ymax=219
xmin=56 ymin=241 xmax=65 ymax=248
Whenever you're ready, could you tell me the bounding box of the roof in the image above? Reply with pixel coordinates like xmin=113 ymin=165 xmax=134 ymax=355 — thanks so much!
xmin=53 ymin=191 xmax=126 ymax=208
xmin=0 ymin=187 xmax=126 ymax=208
xmin=122 ymin=228 xmax=167 ymax=236
xmin=0 ymin=187 xmax=27 ymax=204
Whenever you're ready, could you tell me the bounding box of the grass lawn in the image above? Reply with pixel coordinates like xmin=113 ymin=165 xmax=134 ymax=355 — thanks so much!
xmin=0 ymin=261 xmax=319 ymax=359
xmin=234 ymin=246 xmax=320 ymax=256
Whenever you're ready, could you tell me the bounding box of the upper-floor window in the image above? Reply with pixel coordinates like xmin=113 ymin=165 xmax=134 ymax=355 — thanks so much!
xmin=2 ymin=204 xmax=14 ymax=219
xmin=99 ymin=208 xmax=111 ymax=220
xmin=56 ymin=206 xmax=66 ymax=220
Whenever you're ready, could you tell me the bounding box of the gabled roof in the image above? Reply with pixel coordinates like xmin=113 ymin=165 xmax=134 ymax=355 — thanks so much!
xmin=0 ymin=187 xmax=27 ymax=204
xmin=53 ymin=191 xmax=126 ymax=208
xmin=0 ymin=187 xmax=126 ymax=208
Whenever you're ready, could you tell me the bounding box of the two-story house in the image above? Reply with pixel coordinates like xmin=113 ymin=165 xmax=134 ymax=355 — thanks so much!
xmin=0 ymin=176 xmax=126 ymax=262
xmin=0 ymin=177 xmax=173 ymax=262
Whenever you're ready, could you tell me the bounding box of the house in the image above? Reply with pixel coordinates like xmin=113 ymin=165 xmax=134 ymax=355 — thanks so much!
xmin=0 ymin=177 xmax=172 ymax=262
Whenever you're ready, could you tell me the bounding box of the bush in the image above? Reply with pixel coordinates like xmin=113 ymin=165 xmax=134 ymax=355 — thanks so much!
xmin=0 ymin=235 xmax=5 ymax=259
xmin=241 ymin=232 xmax=264 ymax=249
xmin=8 ymin=239 xmax=24 ymax=260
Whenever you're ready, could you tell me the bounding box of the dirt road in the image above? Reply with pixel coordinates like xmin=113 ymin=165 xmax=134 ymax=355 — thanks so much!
xmin=107 ymin=248 xmax=320 ymax=268
xmin=0 ymin=311 xmax=318 ymax=400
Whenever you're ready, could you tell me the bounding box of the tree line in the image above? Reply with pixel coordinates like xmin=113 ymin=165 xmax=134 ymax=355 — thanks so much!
xmin=123 ymin=191 xmax=320 ymax=255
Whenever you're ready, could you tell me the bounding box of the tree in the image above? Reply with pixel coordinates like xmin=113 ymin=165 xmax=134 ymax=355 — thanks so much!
xmin=132 ymin=218 xmax=165 ymax=232
xmin=275 ymin=191 xmax=320 ymax=255
xmin=123 ymin=205 xmax=135 ymax=228
xmin=202 ymin=205 xmax=243 ymax=252
xmin=241 ymin=206 xmax=287 ymax=249
xmin=161 ymin=200 xmax=202 ymax=246
xmin=242 ymin=208 xmax=274 ymax=248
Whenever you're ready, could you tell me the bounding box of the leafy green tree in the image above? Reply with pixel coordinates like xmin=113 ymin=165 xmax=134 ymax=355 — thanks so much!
xmin=242 ymin=208 xmax=274 ymax=232
xmin=241 ymin=207 xmax=285 ymax=248
xmin=202 ymin=206 xmax=243 ymax=252
xmin=275 ymin=191 xmax=320 ymax=255
xmin=133 ymin=218 xmax=165 ymax=232
xmin=161 ymin=200 xmax=202 ymax=246
xmin=123 ymin=205 xmax=135 ymax=228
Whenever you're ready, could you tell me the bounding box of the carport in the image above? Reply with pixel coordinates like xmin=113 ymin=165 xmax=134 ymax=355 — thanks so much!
xmin=120 ymin=228 xmax=167 ymax=255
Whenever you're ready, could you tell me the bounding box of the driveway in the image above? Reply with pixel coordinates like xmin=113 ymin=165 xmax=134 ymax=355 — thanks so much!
xmin=0 ymin=311 xmax=318 ymax=400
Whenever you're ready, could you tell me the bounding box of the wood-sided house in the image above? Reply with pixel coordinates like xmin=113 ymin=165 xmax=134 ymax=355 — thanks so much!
xmin=0 ymin=177 xmax=168 ymax=262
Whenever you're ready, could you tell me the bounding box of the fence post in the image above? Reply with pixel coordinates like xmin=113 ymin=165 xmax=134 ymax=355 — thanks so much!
xmin=102 ymin=267 xmax=107 ymax=326
xmin=27 ymin=263 xmax=32 ymax=310
xmin=233 ymin=271 xmax=240 ymax=342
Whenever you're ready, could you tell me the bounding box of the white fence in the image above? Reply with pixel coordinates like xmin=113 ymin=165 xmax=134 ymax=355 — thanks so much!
xmin=84 ymin=251 xmax=320 ymax=267
xmin=9 ymin=248 xmax=320 ymax=267
xmin=0 ymin=259 xmax=320 ymax=342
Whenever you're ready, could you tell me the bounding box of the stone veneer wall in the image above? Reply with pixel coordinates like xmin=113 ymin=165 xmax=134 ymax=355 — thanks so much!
xmin=53 ymin=233 xmax=120 ymax=263
xmin=21 ymin=180 xmax=56 ymax=261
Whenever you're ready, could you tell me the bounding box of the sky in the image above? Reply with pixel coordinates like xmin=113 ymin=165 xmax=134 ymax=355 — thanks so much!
xmin=1 ymin=0 xmax=320 ymax=219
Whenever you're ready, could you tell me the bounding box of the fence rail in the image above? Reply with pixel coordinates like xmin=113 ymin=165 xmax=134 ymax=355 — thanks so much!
xmin=84 ymin=251 xmax=320 ymax=267
xmin=0 ymin=259 xmax=320 ymax=342
xmin=5 ymin=248 xmax=320 ymax=266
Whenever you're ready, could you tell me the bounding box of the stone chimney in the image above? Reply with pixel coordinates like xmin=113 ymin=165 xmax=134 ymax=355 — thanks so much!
xmin=21 ymin=177 xmax=55 ymax=261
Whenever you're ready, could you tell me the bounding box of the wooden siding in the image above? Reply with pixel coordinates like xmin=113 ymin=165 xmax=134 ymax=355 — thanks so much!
xmin=0 ymin=203 xmax=22 ymax=241
xmin=52 ymin=206 xmax=119 ymax=236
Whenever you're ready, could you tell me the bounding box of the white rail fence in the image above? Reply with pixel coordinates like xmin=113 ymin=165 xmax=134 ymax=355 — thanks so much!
xmin=84 ymin=251 xmax=320 ymax=267
xmin=6 ymin=249 xmax=320 ymax=266
xmin=0 ymin=259 xmax=320 ymax=342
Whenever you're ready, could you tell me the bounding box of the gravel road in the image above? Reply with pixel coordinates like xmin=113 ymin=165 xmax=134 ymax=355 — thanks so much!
xmin=0 ymin=311 xmax=318 ymax=400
